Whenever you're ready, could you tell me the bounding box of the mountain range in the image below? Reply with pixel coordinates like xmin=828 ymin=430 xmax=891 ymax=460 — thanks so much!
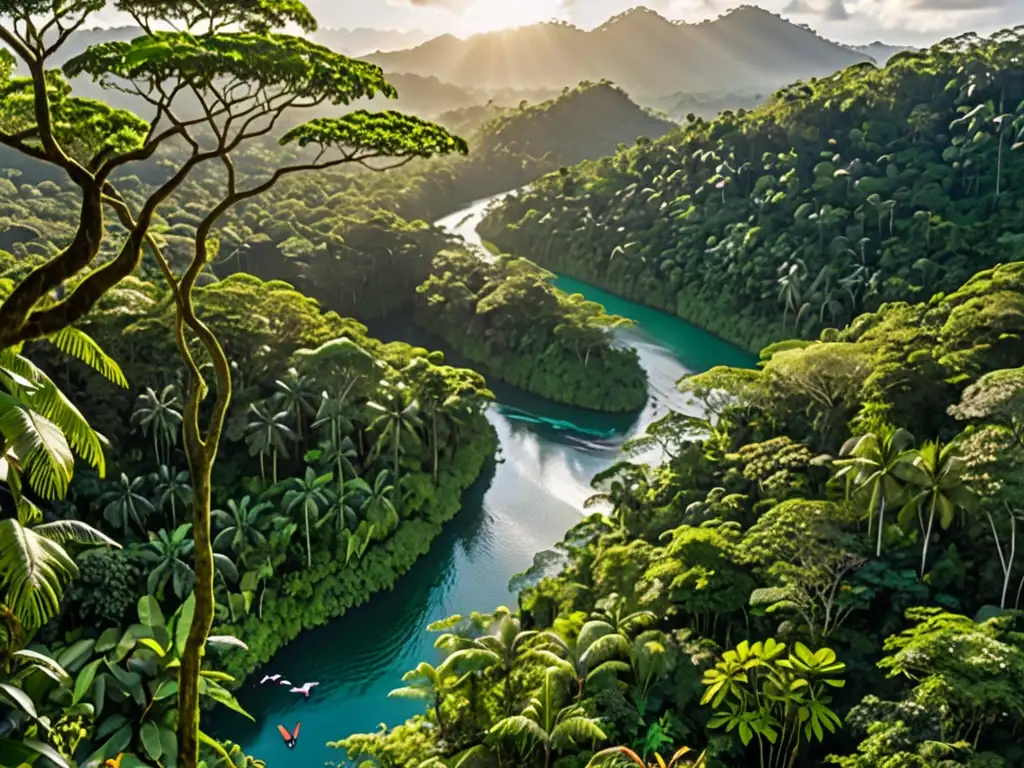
xmin=365 ymin=6 xmax=875 ymax=97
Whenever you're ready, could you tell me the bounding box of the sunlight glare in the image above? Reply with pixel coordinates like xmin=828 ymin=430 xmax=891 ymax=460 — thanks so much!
xmin=456 ymin=0 xmax=561 ymax=34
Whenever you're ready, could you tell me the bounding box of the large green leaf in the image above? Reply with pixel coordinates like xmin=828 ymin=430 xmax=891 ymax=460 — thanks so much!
xmin=140 ymin=720 xmax=163 ymax=761
xmin=73 ymin=658 xmax=103 ymax=705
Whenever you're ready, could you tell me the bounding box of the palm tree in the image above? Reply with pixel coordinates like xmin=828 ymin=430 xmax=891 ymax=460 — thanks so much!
xmin=489 ymin=668 xmax=607 ymax=768
xmin=435 ymin=607 xmax=539 ymax=715
xmin=245 ymin=403 xmax=296 ymax=483
xmin=141 ymin=524 xmax=196 ymax=600
xmin=367 ymin=388 xmax=422 ymax=509
xmin=898 ymin=439 xmax=977 ymax=577
xmin=388 ymin=653 xmax=493 ymax=740
xmin=150 ymin=464 xmax=193 ymax=529
xmin=776 ymin=259 xmax=806 ymax=332
xmin=132 ymin=384 xmax=182 ymax=465
xmin=0 ymin=517 xmax=117 ymax=629
xmin=585 ymin=463 xmax=650 ymax=533
xmin=212 ymin=496 xmax=274 ymax=562
xmin=316 ymin=430 xmax=358 ymax=522
xmin=274 ymin=368 xmax=319 ymax=444
xmin=282 ymin=467 xmax=334 ymax=568
xmin=833 ymin=427 xmax=916 ymax=557
xmin=349 ymin=470 xmax=398 ymax=539
xmin=100 ymin=472 xmax=155 ymax=539
xmin=533 ymin=620 xmax=630 ymax=701
xmin=592 ymin=593 xmax=657 ymax=639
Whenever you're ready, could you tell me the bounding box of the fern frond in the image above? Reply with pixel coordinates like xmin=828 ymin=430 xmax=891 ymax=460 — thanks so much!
xmin=47 ymin=327 xmax=128 ymax=388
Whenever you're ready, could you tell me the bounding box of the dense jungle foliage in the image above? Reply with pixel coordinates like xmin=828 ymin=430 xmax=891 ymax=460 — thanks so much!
xmin=480 ymin=29 xmax=1024 ymax=352
xmin=333 ymin=258 xmax=1024 ymax=768
xmin=416 ymin=250 xmax=647 ymax=412
xmin=0 ymin=81 xmax=671 ymax=324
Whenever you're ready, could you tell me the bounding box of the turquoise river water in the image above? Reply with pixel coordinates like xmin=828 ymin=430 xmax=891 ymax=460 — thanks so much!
xmin=220 ymin=195 xmax=756 ymax=766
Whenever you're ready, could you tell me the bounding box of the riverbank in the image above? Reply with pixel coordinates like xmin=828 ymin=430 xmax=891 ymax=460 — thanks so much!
xmin=212 ymin=418 xmax=497 ymax=683
xmin=414 ymin=249 xmax=648 ymax=413
xmin=478 ymin=215 xmax=782 ymax=355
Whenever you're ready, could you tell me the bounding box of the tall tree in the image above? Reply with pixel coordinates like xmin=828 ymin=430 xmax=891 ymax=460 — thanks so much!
xmin=833 ymin=427 xmax=916 ymax=557
xmin=245 ymin=404 xmax=296 ymax=484
xmin=150 ymin=464 xmax=193 ymax=529
xmin=898 ymin=440 xmax=977 ymax=578
xmin=367 ymin=388 xmax=423 ymax=509
xmin=282 ymin=467 xmax=334 ymax=569
xmin=132 ymin=385 xmax=182 ymax=466
xmin=100 ymin=472 xmax=154 ymax=540
xmin=273 ymin=367 xmax=318 ymax=444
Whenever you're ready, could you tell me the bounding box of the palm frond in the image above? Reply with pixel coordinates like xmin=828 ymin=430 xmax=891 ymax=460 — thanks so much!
xmin=47 ymin=327 xmax=128 ymax=388
xmin=34 ymin=520 xmax=120 ymax=548
xmin=0 ymin=519 xmax=79 ymax=628
xmin=1 ymin=356 xmax=106 ymax=474
xmin=489 ymin=715 xmax=548 ymax=745
xmin=0 ymin=393 xmax=74 ymax=500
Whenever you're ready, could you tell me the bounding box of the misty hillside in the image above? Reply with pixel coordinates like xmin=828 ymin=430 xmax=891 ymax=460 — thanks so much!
xmin=312 ymin=27 xmax=433 ymax=57
xmin=366 ymin=6 xmax=873 ymax=96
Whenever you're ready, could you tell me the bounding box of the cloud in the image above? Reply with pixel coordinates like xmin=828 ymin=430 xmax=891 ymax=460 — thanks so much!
xmin=780 ymin=0 xmax=849 ymax=18
xmin=823 ymin=0 xmax=850 ymax=18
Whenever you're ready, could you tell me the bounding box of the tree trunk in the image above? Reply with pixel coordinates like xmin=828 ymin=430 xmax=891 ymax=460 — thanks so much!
xmin=876 ymin=496 xmax=886 ymax=558
xmin=304 ymin=507 xmax=312 ymax=569
xmin=920 ymin=495 xmax=938 ymax=578
xmin=393 ymin=433 xmax=402 ymax=510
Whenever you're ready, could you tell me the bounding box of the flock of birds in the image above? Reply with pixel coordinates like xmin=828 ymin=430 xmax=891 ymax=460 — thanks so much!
xmin=259 ymin=674 xmax=320 ymax=698
xmin=258 ymin=674 xmax=320 ymax=749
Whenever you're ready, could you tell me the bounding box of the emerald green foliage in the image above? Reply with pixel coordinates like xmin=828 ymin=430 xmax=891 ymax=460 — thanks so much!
xmin=349 ymin=252 xmax=1024 ymax=766
xmin=417 ymin=249 xmax=647 ymax=411
xmin=479 ymin=30 xmax=1024 ymax=352
xmin=214 ymin=424 xmax=495 ymax=682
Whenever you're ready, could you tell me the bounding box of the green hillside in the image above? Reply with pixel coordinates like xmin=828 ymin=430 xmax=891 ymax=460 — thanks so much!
xmin=480 ymin=31 xmax=1024 ymax=352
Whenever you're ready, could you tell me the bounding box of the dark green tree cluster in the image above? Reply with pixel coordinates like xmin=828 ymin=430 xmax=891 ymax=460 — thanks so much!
xmin=416 ymin=249 xmax=647 ymax=412
xmin=479 ymin=29 xmax=1024 ymax=352
xmin=333 ymin=261 xmax=1024 ymax=768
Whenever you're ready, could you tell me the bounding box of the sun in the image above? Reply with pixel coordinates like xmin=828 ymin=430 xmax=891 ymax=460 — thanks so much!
xmin=456 ymin=0 xmax=562 ymax=34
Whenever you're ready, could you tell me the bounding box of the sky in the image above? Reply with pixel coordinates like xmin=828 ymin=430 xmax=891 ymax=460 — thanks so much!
xmin=89 ymin=0 xmax=1022 ymax=46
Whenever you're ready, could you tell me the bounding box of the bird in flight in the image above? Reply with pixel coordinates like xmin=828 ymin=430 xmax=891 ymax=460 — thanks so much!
xmin=289 ymin=681 xmax=320 ymax=698
xmin=277 ymin=722 xmax=301 ymax=749
xmin=278 ymin=680 xmax=293 ymax=686
xmin=260 ymin=674 xmax=281 ymax=684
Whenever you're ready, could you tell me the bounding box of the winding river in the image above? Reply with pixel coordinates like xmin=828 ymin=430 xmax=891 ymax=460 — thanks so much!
xmin=223 ymin=194 xmax=756 ymax=766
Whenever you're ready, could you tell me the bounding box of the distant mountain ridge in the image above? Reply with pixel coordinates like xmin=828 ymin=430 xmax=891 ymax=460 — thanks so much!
xmin=312 ymin=27 xmax=433 ymax=57
xmin=852 ymin=41 xmax=916 ymax=65
xmin=365 ymin=6 xmax=874 ymax=96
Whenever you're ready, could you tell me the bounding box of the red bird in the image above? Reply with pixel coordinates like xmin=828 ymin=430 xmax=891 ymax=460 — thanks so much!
xmin=277 ymin=722 xmax=301 ymax=749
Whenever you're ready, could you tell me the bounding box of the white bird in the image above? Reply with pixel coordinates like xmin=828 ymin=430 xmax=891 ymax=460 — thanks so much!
xmin=260 ymin=674 xmax=281 ymax=685
xmin=278 ymin=680 xmax=293 ymax=687
xmin=289 ymin=682 xmax=320 ymax=698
